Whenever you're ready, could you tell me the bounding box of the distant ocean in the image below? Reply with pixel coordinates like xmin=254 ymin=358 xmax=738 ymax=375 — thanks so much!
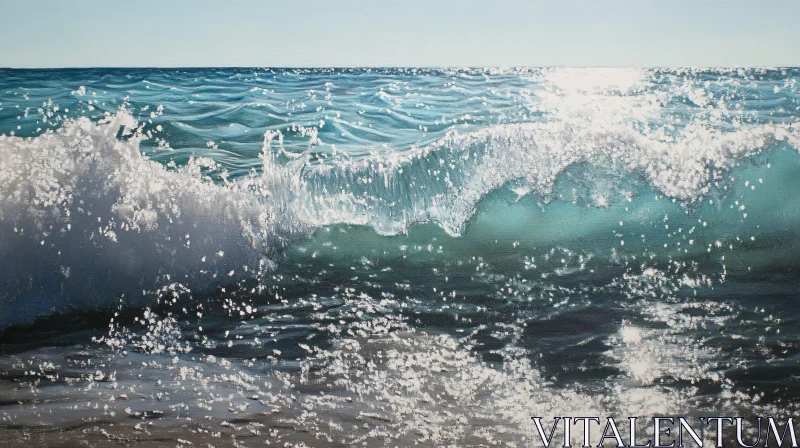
xmin=0 ymin=67 xmax=799 ymax=446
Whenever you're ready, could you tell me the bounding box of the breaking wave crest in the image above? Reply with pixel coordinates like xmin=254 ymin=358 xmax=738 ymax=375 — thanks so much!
xmin=2 ymin=67 xmax=799 ymax=326
xmin=2 ymin=68 xmax=800 ymax=446
xmin=296 ymin=119 xmax=799 ymax=236
xmin=0 ymin=111 xmax=307 ymax=326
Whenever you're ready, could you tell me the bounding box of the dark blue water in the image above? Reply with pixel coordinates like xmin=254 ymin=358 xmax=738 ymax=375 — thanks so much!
xmin=0 ymin=67 xmax=799 ymax=446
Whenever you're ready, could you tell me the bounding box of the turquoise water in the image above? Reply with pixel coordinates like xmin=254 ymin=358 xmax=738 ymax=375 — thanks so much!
xmin=0 ymin=68 xmax=799 ymax=446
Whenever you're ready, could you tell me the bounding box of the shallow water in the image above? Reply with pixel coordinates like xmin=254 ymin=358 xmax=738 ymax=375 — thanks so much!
xmin=0 ymin=67 xmax=799 ymax=447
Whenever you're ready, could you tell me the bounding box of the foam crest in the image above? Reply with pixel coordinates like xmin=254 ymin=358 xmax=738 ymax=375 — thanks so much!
xmin=294 ymin=69 xmax=799 ymax=236
xmin=1 ymin=68 xmax=798 ymax=324
xmin=0 ymin=110 xmax=306 ymax=326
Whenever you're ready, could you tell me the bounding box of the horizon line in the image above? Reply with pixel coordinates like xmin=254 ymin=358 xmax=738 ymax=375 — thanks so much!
xmin=2 ymin=65 xmax=800 ymax=70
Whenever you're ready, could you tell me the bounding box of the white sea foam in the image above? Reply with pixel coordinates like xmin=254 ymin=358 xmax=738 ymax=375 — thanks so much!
xmin=295 ymin=68 xmax=800 ymax=236
xmin=1 ymin=68 xmax=797 ymax=446
xmin=1 ymin=68 xmax=798 ymax=324
xmin=0 ymin=110 xmax=307 ymax=325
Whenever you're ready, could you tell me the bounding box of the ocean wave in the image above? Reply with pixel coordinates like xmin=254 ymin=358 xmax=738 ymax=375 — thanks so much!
xmin=1 ymin=108 xmax=797 ymax=326
xmin=296 ymin=108 xmax=800 ymax=237
xmin=0 ymin=111 xmax=307 ymax=326
xmin=1 ymin=67 xmax=799 ymax=326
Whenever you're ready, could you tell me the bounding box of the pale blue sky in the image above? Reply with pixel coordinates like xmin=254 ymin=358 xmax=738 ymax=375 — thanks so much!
xmin=2 ymin=0 xmax=799 ymax=67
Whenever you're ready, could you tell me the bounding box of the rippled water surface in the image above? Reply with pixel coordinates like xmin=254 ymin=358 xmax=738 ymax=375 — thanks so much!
xmin=0 ymin=67 xmax=799 ymax=447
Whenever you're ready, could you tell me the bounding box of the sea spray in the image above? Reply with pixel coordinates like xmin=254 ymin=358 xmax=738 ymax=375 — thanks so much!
xmin=1 ymin=67 xmax=800 ymax=446
xmin=0 ymin=109 xmax=308 ymax=326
